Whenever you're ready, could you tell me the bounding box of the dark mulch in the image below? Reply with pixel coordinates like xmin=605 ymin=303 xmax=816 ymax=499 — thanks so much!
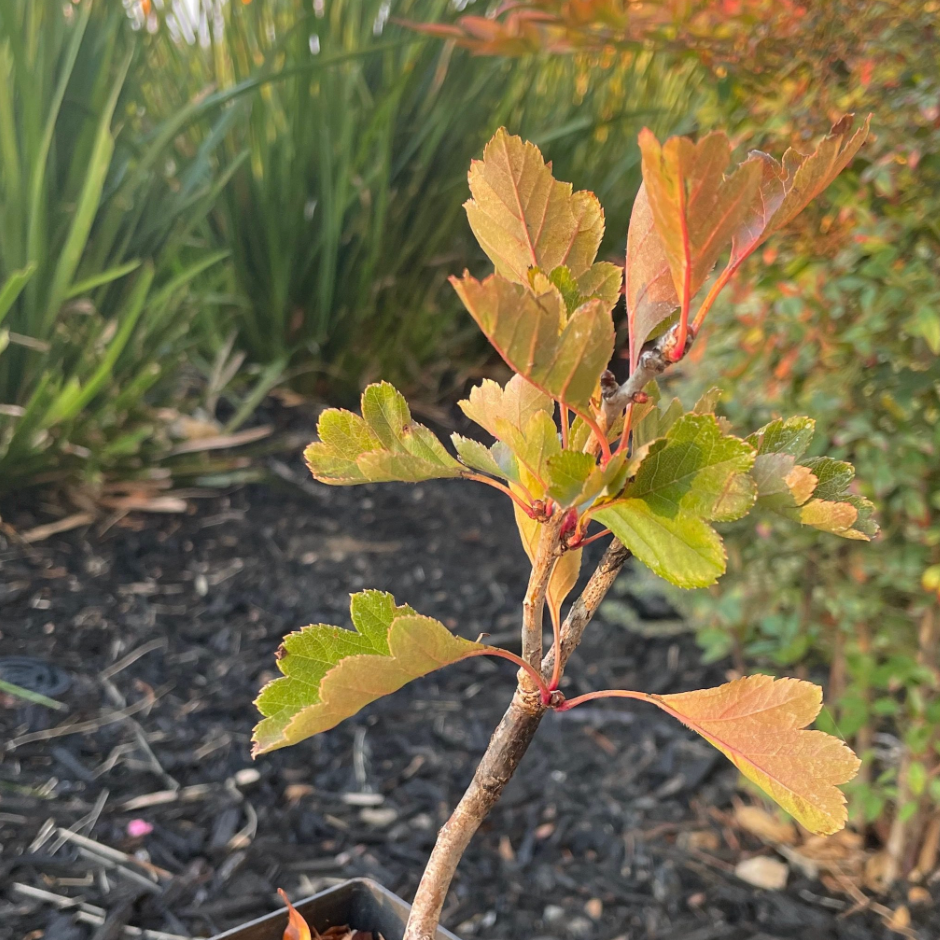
xmin=0 ymin=456 xmax=935 ymax=940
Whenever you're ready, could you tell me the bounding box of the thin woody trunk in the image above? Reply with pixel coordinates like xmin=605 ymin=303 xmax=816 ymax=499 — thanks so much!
xmin=403 ymin=540 xmax=631 ymax=940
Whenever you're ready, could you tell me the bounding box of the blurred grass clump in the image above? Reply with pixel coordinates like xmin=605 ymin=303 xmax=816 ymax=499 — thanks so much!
xmin=0 ymin=0 xmax=231 ymax=494
xmin=141 ymin=0 xmax=702 ymax=397
xmin=1 ymin=0 xmax=702 ymax=493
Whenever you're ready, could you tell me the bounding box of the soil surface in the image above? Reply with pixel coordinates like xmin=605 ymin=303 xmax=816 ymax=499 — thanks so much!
xmin=1 ymin=451 xmax=936 ymax=940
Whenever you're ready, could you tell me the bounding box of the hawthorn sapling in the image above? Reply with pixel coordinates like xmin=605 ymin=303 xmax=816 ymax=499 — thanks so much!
xmin=254 ymin=117 xmax=875 ymax=940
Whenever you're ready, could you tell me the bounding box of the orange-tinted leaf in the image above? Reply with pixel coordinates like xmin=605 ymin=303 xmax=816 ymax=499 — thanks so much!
xmin=464 ymin=129 xmax=604 ymax=285
xmin=625 ymin=183 xmax=678 ymax=371
xmin=253 ymin=592 xmax=483 ymax=754
xmin=278 ymin=889 xmax=311 ymax=940
xmin=636 ymin=129 xmax=761 ymax=347
xmin=726 ymin=115 xmax=870 ymax=274
xmin=452 ymin=272 xmax=614 ymax=413
xmin=654 ymin=675 xmax=860 ymax=835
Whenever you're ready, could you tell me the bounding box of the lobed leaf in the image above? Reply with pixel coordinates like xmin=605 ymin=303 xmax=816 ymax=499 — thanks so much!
xmin=655 ymin=675 xmax=860 ymax=835
xmin=747 ymin=417 xmax=879 ymax=541
xmin=732 ymin=114 xmax=871 ymax=270
xmin=305 ymin=383 xmax=462 ymax=485
xmin=465 ymin=128 xmax=604 ymax=285
xmin=253 ymin=591 xmax=484 ymax=755
xmin=452 ymin=272 xmax=614 ymax=413
xmin=593 ymin=414 xmax=755 ymax=588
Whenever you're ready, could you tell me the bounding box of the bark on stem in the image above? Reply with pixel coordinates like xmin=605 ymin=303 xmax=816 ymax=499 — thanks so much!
xmin=520 ymin=513 xmax=564 ymax=687
xmin=403 ymin=539 xmax=631 ymax=940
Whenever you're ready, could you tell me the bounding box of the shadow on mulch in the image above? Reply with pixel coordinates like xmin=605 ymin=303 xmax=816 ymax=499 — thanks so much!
xmin=0 ymin=457 xmax=935 ymax=940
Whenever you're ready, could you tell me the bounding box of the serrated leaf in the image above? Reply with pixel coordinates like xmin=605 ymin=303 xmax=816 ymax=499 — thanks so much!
xmin=577 ymin=262 xmax=623 ymax=310
xmin=593 ymin=499 xmax=726 ymax=588
xmin=452 ymin=434 xmax=521 ymax=484
xmin=546 ymin=450 xmax=626 ymax=509
xmin=747 ymin=416 xmax=878 ymax=541
xmin=629 ymin=414 xmax=756 ymax=522
xmin=632 ymin=394 xmax=684 ymax=449
xmin=513 ymin=502 xmax=582 ymax=621
xmin=305 ymin=383 xmax=462 ymax=485
xmin=460 ymin=375 xmax=553 ymax=442
xmin=655 ymin=675 xmax=860 ymax=835
xmin=546 ymin=451 xmax=596 ymax=506
xmin=465 ymin=128 xmax=604 ymax=285
xmin=725 ymin=115 xmax=871 ymax=278
xmin=452 ymin=272 xmax=614 ymax=413
xmin=593 ymin=414 xmax=755 ymax=588
xmin=636 ymin=129 xmax=761 ymax=350
xmin=253 ymin=591 xmax=483 ymax=754
xmin=495 ymin=409 xmax=561 ymax=492
xmin=694 ymin=387 xmax=723 ymax=415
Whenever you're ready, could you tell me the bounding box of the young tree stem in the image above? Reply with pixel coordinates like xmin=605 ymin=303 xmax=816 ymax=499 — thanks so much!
xmin=520 ymin=513 xmax=564 ymax=684
xmin=403 ymin=539 xmax=631 ymax=940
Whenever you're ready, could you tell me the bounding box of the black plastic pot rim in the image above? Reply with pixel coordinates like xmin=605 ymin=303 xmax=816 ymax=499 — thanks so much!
xmin=208 ymin=877 xmax=461 ymax=940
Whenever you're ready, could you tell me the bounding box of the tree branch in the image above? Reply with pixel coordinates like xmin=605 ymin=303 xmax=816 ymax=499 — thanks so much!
xmin=602 ymin=323 xmax=696 ymax=426
xmin=403 ymin=539 xmax=632 ymax=940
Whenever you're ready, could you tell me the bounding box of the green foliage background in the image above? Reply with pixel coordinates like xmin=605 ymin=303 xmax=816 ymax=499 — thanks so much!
xmin=673 ymin=1 xmax=940 ymax=862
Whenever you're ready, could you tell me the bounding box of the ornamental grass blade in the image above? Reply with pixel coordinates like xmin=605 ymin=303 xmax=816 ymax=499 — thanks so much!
xmin=637 ymin=128 xmax=761 ymax=331
xmin=253 ymin=591 xmax=484 ymax=755
xmin=653 ymin=675 xmax=860 ymax=835
xmin=452 ymin=272 xmax=614 ymax=413
xmin=305 ymin=382 xmax=462 ymax=485
xmin=465 ymin=128 xmax=604 ymax=284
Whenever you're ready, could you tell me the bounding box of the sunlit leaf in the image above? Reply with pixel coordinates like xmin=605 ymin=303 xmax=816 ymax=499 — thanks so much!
xmin=452 ymin=272 xmax=614 ymax=412
xmin=459 ymin=374 xmax=553 ymax=442
xmin=253 ymin=591 xmax=483 ymax=754
xmin=635 ymin=129 xmax=761 ymax=351
xmin=465 ymin=128 xmax=604 ymax=285
xmin=593 ymin=414 xmax=755 ymax=587
xmin=452 ymin=434 xmax=520 ymax=485
xmin=625 ymin=183 xmax=678 ymax=370
xmin=305 ymin=383 xmax=462 ymax=485
xmin=654 ymin=675 xmax=860 ymax=835
xmin=732 ymin=115 xmax=871 ymax=269
xmin=747 ymin=417 xmax=878 ymax=540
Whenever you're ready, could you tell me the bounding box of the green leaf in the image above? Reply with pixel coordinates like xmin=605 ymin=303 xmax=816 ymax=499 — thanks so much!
xmin=547 ymin=450 xmax=627 ymax=509
xmin=452 ymin=273 xmax=614 ymax=413
xmin=594 ymin=499 xmax=726 ymax=589
xmin=746 ymin=416 xmax=879 ymax=541
xmin=253 ymin=591 xmax=483 ymax=754
xmin=465 ymin=128 xmax=604 ymax=285
xmin=546 ymin=450 xmax=597 ymax=506
xmin=496 ymin=409 xmax=561 ymax=491
xmin=549 ymin=262 xmax=623 ymax=314
xmin=593 ymin=414 xmax=755 ymax=588
xmin=452 ymin=434 xmax=520 ymax=484
xmin=628 ymin=414 xmax=756 ymax=523
xmin=305 ymin=382 xmax=462 ymax=485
